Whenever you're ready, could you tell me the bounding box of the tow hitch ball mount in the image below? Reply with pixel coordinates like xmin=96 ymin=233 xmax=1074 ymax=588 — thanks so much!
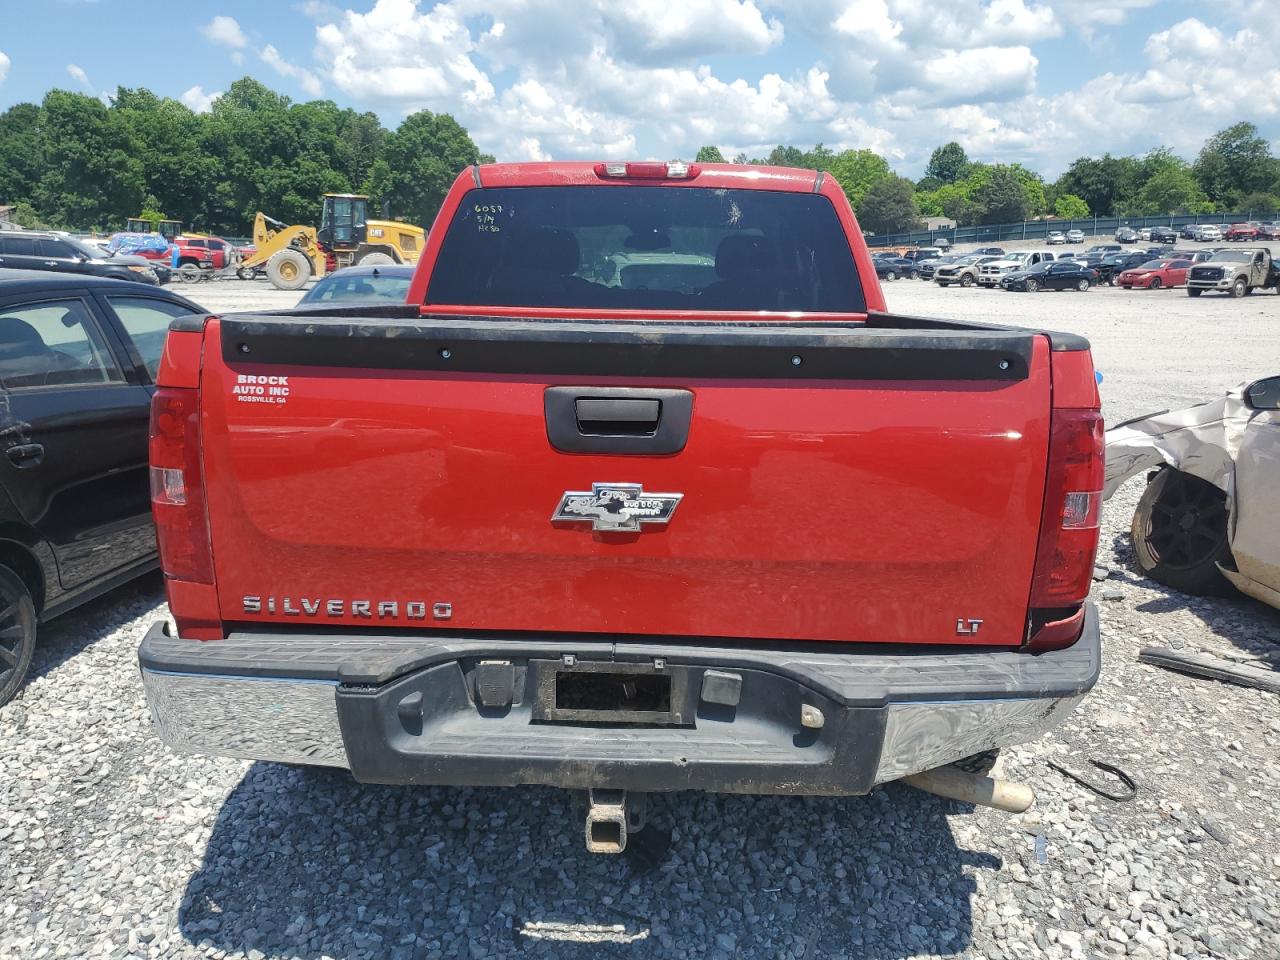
xmin=585 ymin=789 xmax=647 ymax=854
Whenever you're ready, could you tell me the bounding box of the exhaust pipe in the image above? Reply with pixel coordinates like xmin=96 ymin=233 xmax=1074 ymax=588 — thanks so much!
xmin=902 ymin=765 xmax=1035 ymax=813
xmin=584 ymin=789 xmax=647 ymax=854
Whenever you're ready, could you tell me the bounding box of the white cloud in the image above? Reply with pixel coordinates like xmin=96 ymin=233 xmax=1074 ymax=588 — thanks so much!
xmin=202 ymin=15 xmax=247 ymax=49
xmin=0 ymin=51 xmax=9 ymax=86
xmin=315 ymin=0 xmax=492 ymax=105
xmin=260 ymin=44 xmax=324 ymax=97
xmin=180 ymin=85 xmax=221 ymax=112
xmin=276 ymin=0 xmax=1280 ymax=177
xmin=604 ymin=0 xmax=784 ymax=61
xmin=914 ymin=46 xmax=1039 ymax=105
xmin=66 ymin=63 xmax=91 ymax=87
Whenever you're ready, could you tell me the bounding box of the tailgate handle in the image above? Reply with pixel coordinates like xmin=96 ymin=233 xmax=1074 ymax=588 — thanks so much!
xmin=546 ymin=387 xmax=693 ymax=455
xmin=575 ymin=398 xmax=661 ymax=435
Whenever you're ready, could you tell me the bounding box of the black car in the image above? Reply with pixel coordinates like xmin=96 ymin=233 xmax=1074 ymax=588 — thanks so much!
xmin=873 ymin=257 xmax=919 ymax=281
xmin=1000 ymin=260 xmax=1098 ymax=292
xmin=0 ymin=231 xmax=160 ymax=285
xmin=0 ymin=270 xmax=205 ymax=706
xmin=297 ymin=264 xmax=415 ymax=305
xmin=917 ymin=255 xmax=960 ymax=280
xmin=899 ymin=248 xmax=943 ymax=263
xmin=1148 ymin=226 xmax=1178 ymax=244
xmin=1098 ymin=251 xmax=1152 ymax=284
xmin=1115 ymin=228 xmax=1140 ymax=244
xmin=973 ymin=246 xmax=1005 ymax=256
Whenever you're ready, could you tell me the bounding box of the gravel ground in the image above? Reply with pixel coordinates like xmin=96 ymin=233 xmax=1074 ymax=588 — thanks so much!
xmin=2 ymin=273 xmax=1279 ymax=960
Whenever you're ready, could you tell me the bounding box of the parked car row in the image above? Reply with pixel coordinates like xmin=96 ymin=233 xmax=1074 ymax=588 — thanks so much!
xmin=901 ymin=244 xmax=1254 ymax=293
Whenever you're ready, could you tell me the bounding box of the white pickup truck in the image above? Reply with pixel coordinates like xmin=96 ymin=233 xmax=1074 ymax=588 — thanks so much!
xmin=978 ymin=250 xmax=1060 ymax=287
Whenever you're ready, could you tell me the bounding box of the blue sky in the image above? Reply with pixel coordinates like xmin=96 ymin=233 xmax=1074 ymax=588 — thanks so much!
xmin=1 ymin=0 xmax=1276 ymax=178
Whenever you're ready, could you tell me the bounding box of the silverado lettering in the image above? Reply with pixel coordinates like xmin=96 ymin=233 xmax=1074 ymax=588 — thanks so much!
xmin=241 ymin=596 xmax=445 ymax=619
xmin=140 ymin=160 xmax=1103 ymax=854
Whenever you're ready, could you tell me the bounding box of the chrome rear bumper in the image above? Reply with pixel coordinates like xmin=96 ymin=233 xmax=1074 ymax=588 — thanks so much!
xmin=140 ymin=606 xmax=1099 ymax=792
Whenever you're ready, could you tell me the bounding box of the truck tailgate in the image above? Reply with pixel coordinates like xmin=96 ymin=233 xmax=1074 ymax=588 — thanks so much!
xmin=198 ymin=315 xmax=1051 ymax=647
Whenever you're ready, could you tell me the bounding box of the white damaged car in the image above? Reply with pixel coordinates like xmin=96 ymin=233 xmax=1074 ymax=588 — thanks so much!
xmin=1104 ymin=376 xmax=1280 ymax=607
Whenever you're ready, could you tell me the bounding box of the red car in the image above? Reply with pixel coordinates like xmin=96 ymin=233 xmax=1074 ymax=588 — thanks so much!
xmin=173 ymin=235 xmax=235 ymax=270
xmin=137 ymin=160 xmax=1103 ymax=851
xmin=1117 ymin=258 xmax=1194 ymax=289
xmin=1224 ymin=222 xmax=1261 ymax=242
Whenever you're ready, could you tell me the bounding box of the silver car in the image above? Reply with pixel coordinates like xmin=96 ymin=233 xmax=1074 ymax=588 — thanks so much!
xmin=1105 ymin=376 xmax=1280 ymax=606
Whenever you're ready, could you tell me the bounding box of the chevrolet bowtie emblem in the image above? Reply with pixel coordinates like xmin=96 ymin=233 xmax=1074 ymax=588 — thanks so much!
xmin=552 ymin=483 xmax=683 ymax=532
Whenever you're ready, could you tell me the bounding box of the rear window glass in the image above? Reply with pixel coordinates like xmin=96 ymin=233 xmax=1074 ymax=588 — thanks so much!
xmin=426 ymin=186 xmax=864 ymax=313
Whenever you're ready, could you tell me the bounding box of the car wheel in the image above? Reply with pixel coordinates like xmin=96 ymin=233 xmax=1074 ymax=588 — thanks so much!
xmin=1150 ymin=277 xmax=1162 ymax=290
xmin=1131 ymin=468 xmax=1232 ymax=596
xmin=884 ymin=271 xmax=897 ymax=281
xmin=236 ymin=266 xmax=256 ymax=281
xmin=177 ymin=263 xmax=202 ymax=283
xmin=937 ymin=282 xmax=949 ymax=287
xmin=1025 ymin=278 xmax=1039 ymax=292
xmin=909 ymin=270 xmax=920 ymax=280
xmin=265 ymin=248 xmax=312 ymax=291
xmin=1076 ymin=278 xmax=1090 ymax=291
xmin=0 ymin=566 xmax=37 ymax=709
xmin=1187 ymin=288 xmax=1202 ymax=297
xmin=1230 ymin=278 xmax=1246 ymax=298
xmin=960 ymin=274 xmax=974 ymax=287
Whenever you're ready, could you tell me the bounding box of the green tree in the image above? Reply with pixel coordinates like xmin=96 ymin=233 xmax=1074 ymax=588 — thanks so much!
xmin=827 ymin=149 xmax=892 ymax=211
xmin=1236 ymin=191 xmax=1280 ymax=216
xmin=856 ymin=175 xmax=921 ymax=234
xmin=695 ymin=145 xmax=726 ymax=163
xmin=1131 ymin=164 xmax=1212 ymax=215
xmin=32 ymin=90 xmax=144 ymax=229
xmin=1193 ymin=122 xmax=1278 ymax=205
xmin=366 ymin=110 xmax=485 ymax=227
xmin=925 ymin=142 xmax=969 ymax=184
xmin=1053 ymin=194 xmax=1090 ymax=220
xmin=975 ymin=165 xmax=1029 ymax=224
xmin=1054 ymin=154 xmax=1143 ymax=216
xmin=759 ymin=145 xmax=807 ymax=167
xmin=0 ymin=103 xmax=44 ymax=207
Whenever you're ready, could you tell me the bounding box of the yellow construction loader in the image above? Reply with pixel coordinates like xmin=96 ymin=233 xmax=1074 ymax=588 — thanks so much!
xmin=239 ymin=194 xmax=426 ymax=291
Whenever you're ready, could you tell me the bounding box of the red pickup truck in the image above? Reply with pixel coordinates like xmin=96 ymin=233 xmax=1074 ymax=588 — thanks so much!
xmin=139 ymin=161 xmax=1102 ymax=851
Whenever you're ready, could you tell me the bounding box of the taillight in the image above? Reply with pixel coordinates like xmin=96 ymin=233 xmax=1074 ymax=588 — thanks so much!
xmin=149 ymin=386 xmax=213 ymax=584
xmin=594 ymin=161 xmax=701 ymax=180
xmin=1030 ymin=408 xmax=1104 ymax=610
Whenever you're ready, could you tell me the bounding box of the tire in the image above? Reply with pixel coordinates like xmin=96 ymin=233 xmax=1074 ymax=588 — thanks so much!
xmin=937 ymin=282 xmax=949 ymax=288
xmin=1025 ymin=278 xmax=1039 ymax=292
xmin=0 ymin=566 xmax=38 ymax=709
xmin=1076 ymin=278 xmax=1090 ymax=291
xmin=1187 ymin=288 xmax=1202 ymax=297
xmin=884 ymin=271 xmax=897 ymax=281
xmin=1131 ymin=469 xmax=1232 ymax=596
xmin=909 ymin=269 xmax=920 ymax=280
xmin=236 ymin=266 xmax=256 ymax=281
xmin=265 ymin=249 xmax=311 ymax=291
xmin=177 ymin=263 xmax=201 ymax=283
xmin=960 ymin=274 xmax=974 ymax=287
xmin=1230 ymin=278 xmax=1246 ymax=298
xmin=356 ymin=251 xmax=396 ymax=266
xmin=1150 ymin=277 xmax=1162 ymax=290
